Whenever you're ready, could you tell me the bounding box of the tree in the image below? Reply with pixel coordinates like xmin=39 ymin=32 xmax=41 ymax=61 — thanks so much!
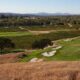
xmin=32 ymin=39 xmax=53 ymax=49
xmin=0 ymin=37 xmax=15 ymax=52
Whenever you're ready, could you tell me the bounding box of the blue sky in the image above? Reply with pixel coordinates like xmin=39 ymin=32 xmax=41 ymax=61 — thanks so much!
xmin=0 ymin=0 xmax=80 ymax=14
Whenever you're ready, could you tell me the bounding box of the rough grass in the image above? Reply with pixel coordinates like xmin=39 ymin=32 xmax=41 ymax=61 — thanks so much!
xmin=0 ymin=61 xmax=80 ymax=80
xmin=0 ymin=27 xmax=80 ymax=49
xmin=0 ymin=26 xmax=75 ymax=32
xmin=8 ymin=30 xmax=80 ymax=49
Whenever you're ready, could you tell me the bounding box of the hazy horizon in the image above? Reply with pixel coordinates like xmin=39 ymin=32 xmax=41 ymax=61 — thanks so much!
xmin=0 ymin=0 xmax=80 ymax=14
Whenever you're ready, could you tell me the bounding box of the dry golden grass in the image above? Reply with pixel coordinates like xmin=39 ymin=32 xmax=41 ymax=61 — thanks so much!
xmin=0 ymin=61 xmax=80 ymax=80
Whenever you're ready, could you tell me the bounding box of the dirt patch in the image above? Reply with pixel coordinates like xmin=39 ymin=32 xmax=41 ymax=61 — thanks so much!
xmin=0 ymin=52 xmax=27 ymax=64
xmin=29 ymin=30 xmax=51 ymax=35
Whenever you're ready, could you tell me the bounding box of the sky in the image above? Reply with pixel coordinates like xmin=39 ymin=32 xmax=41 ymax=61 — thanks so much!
xmin=0 ymin=0 xmax=80 ymax=14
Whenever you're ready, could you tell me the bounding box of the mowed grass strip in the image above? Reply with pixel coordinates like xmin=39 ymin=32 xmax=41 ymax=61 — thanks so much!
xmin=0 ymin=32 xmax=32 ymax=37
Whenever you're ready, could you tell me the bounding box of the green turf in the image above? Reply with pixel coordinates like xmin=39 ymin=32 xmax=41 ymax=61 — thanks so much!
xmin=0 ymin=32 xmax=32 ymax=37
xmin=44 ymin=37 xmax=80 ymax=61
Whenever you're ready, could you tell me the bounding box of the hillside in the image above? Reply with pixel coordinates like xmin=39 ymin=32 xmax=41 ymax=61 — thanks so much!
xmin=0 ymin=61 xmax=80 ymax=80
xmin=0 ymin=36 xmax=79 ymax=64
xmin=20 ymin=36 xmax=80 ymax=62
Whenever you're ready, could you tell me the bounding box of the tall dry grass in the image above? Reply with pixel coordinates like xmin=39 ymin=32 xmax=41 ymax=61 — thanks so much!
xmin=0 ymin=61 xmax=80 ymax=80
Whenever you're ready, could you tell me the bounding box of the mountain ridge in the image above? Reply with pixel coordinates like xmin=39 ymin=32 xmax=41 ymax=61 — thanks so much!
xmin=0 ymin=12 xmax=79 ymax=17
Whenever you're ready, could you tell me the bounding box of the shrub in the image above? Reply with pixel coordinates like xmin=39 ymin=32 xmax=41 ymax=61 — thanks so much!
xmin=32 ymin=38 xmax=53 ymax=49
xmin=0 ymin=37 xmax=15 ymax=53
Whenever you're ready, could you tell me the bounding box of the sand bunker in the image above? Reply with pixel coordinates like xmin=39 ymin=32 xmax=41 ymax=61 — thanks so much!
xmin=42 ymin=51 xmax=56 ymax=57
xmin=30 ymin=58 xmax=43 ymax=62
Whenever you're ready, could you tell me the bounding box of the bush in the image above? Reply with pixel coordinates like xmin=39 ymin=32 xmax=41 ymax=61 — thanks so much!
xmin=32 ymin=38 xmax=53 ymax=49
xmin=0 ymin=37 xmax=15 ymax=53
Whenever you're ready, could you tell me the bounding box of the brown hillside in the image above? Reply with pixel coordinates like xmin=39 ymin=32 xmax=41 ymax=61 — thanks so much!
xmin=0 ymin=61 xmax=80 ymax=80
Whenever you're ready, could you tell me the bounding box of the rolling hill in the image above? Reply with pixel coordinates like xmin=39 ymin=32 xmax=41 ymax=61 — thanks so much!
xmin=0 ymin=12 xmax=78 ymax=17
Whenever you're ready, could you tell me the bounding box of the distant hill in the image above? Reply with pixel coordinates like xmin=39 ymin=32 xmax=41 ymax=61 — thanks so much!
xmin=0 ymin=13 xmax=36 ymax=17
xmin=34 ymin=12 xmax=72 ymax=16
xmin=0 ymin=12 xmax=78 ymax=17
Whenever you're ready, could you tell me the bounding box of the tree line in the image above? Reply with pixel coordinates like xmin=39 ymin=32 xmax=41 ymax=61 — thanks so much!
xmin=0 ymin=15 xmax=80 ymax=28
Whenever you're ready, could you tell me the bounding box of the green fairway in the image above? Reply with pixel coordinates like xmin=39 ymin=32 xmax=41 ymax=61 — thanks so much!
xmin=45 ymin=37 xmax=80 ymax=61
xmin=0 ymin=32 xmax=32 ymax=37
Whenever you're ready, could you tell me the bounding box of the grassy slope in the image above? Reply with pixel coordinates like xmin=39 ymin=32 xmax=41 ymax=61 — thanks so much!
xmin=5 ymin=30 xmax=80 ymax=49
xmin=20 ymin=48 xmax=53 ymax=62
xmin=20 ymin=37 xmax=80 ymax=62
xmin=0 ymin=61 xmax=80 ymax=80
xmin=50 ymin=37 xmax=80 ymax=60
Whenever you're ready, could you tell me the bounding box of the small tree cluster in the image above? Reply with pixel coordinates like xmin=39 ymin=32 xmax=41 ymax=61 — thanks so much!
xmin=32 ymin=38 xmax=53 ymax=49
xmin=0 ymin=37 xmax=15 ymax=52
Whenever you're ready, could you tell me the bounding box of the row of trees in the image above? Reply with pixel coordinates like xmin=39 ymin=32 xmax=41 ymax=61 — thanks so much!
xmin=0 ymin=38 xmax=15 ymax=53
xmin=32 ymin=39 xmax=53 ymax=49
xmin=0 ymin=15 xmax=80 ymax=27
xmin=0 ymin=37 xmax=53 ymax=53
